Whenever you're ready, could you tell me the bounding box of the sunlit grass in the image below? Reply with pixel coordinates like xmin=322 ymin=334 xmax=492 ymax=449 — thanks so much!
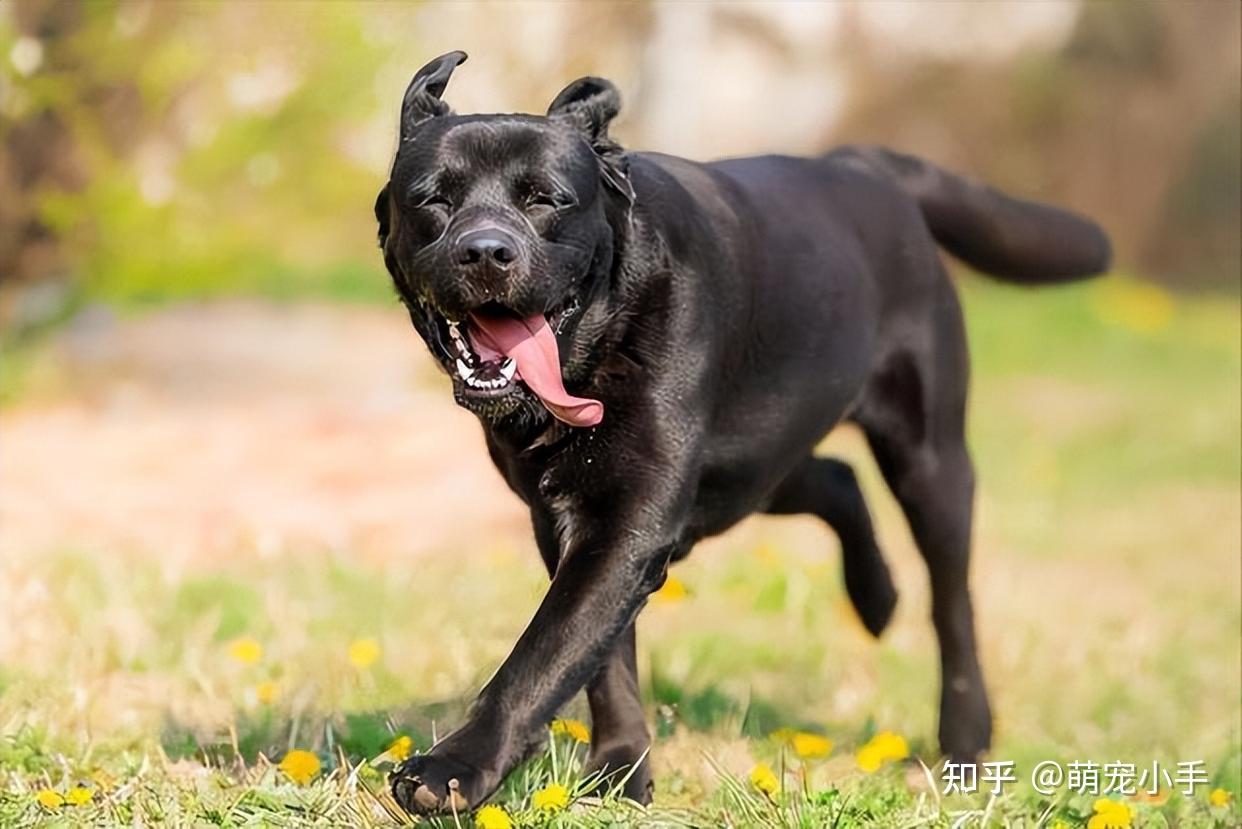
xmin=1 ymin=536 xmax=1237 ymax=826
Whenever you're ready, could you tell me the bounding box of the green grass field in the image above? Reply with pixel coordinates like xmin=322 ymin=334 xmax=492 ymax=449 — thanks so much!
xmin=1 ymin=277 xmax=1239 ymax=827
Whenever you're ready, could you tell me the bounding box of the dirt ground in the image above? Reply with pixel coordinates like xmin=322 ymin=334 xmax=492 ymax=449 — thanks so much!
xmin=0 ymin=302 xmax=532 ymax=566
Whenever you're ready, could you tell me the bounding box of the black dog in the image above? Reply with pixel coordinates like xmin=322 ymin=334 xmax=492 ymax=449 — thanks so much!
xmin=374 ymin=51 xmax=1110 ymax=815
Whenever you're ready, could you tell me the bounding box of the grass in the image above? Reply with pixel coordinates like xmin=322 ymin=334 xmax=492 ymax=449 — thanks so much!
xmin=0 ymin=275 xmax=1239 ymax=826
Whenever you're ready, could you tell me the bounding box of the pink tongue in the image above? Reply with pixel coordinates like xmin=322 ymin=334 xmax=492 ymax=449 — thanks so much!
xmin=467 ymin=311 xmax=604 ymax=427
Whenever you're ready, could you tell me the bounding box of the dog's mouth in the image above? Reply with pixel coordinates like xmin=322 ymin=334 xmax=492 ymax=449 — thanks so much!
xmin=420 ymin=297 xmax=604 ymax=428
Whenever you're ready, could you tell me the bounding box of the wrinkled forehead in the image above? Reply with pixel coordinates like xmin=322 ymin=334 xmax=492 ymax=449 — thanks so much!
xmin=393 ymin=116 xmax=597 ymax=194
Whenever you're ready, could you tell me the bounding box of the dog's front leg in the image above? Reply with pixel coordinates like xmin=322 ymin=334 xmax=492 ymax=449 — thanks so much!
xmin=391 ymin=532 xmax=675 ymax=815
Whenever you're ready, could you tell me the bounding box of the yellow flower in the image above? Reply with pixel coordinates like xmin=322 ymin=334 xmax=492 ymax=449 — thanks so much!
xmin=65 ymin=786 xmax=93 ymax=806
xmin=754 ymin=543 xmax=782 ymax=565
xmin=531 ymin=782 xmax=569 ymax=812
xmin=35 ymin=789 xmax=64 ymax=810
xmin=870 ymin=731 xmax=909 ymax=759
xmin=653 ymin=575 xmax=687 ymax=603
xmin=475 ymin=804 xmax=514 ymax=829
xmin=228 ymin=636 xmax=263 ymax=665
xmin=550 ymin=718 xmax=591 ymax=744
xmin=278 ymin=749 xmax=322 ymax=785
xmin=1093 ymin=279 xmax=1173 ymax=335
xmin=1049 ymin=821 xmax=1069 ymax=829
xmin=749 ymin=762 xmax=780 ymax=796
xmin=790 ymin=731 xmax=833 ymax=759
xmin=1209 ymin=788 xmax=1232 ymax=807
xmin=347 ymin=637 xmax=381 ymax=669
xmin=856 ymin=744 xmax=883 ymax=773
xmin=255 ymin=681 xmax=279 ymax=705
xmin=855 ymin=730 xmax=908 ymax=772
xmin=384 ymin=735 xmax=413 ymax=763
xmin=1087 ymin=798 xmax=1133 ymax=829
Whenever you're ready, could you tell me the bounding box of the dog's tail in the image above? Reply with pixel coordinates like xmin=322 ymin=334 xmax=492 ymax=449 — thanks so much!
xmin=852 ymin=146 xmax=1111 ymax=285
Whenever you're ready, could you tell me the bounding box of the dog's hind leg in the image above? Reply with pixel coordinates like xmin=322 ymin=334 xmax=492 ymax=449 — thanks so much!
xmin=582 ymin=624 xmax=652 ymax=803
xmin=765 ymin=456 xmax=898 ymax=637
xmin=854 ymin=276 xmax=992 ymax=763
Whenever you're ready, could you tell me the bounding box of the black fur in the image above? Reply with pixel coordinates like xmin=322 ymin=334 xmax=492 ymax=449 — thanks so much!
xmin=374 ymin=52 xmax=1110 ymax=815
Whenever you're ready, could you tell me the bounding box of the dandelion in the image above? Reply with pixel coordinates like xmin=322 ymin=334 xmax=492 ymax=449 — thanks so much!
xmin=475 ymin=804 xmax=514 ymax=829
xmin=531 ymin=782 xmax=569 ymax=812
xmin=790 ymin=732 xmax=833 ymax=759
xmin=1086 ymin=798 xmax=1133 ymax=829
xmin=653 ymin=575 xmax=687 ymax=603
xmin=754 ymin=543 xmax=781 ymax=564
xmin=856 ymin=745 xmax=883 ymax=773
xmin=35 ymin=789 xmax=64 ymax=810
xmin=1210 ymin=788 xmax=1232 ymax=807
xmin=1093 ymin=279 xmax=1174 ymax=335
xmin=385 ymin=735 xmax=413 ymax=763
xmin=348 ymin=637 xmax=381 ymax=669
xmin=749 ymin=762 xmax=780 ymax=796
xmin=65 ymin=786 xmax=93 ymax=806
xmin=228 ymin=636 xmax=263 ymax=665
xmin=551 ymin=718 xmax=591 ymax=744
xmin=255 ymin=680 xmax=279 ymax=705
xmin=855 ymin=730 xmax=908 ymax=773
xmin=278 ymin=749 xmax=322 ymax=785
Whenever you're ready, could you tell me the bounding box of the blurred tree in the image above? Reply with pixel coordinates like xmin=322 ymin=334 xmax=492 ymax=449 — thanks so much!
xmin=1 ymin=1 xmax=96 ymax=328
xmin=2 ymin=0 xmax=400 ymax=332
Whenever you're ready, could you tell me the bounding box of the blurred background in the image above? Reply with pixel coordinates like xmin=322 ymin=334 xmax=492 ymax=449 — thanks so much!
xmin=2 ymin=0 xmax=1239 ymax=321
xmin=0 ymin=1 xmax=1238 ymax=823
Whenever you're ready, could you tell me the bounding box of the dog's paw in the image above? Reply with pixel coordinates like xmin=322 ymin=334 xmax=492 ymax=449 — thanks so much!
xmin=585 ymin=742 xmax=653 ymax=805
xmin=390 ymin=752 xmax=481 ymax=816
xmin=844 ymin=553 xmax=898 ymax=638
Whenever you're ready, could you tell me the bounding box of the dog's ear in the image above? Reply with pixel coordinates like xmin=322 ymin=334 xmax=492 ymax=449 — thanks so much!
xmin=400 ymin=50 xmax=467 ymax=139
xmin=374 ymin=184 xmax=391 ymax=248
xmin=548 ymin=77 xmax=621 ymax=145
xmin=548 ymin=77 xmax=634 ymax=205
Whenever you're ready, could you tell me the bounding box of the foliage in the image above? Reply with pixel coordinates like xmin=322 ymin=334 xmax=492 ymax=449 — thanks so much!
xmin=2 ymin=2 xmax=399 ymax=308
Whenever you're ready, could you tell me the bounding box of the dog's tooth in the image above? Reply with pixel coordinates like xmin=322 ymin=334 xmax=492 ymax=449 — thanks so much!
xmin=456 ymin=358 xmax=474 ymax=379
xmin=500 ymin=359 xmax=516 ymax=381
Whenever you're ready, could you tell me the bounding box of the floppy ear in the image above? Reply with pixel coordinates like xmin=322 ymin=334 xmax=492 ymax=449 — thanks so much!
xmin=400 ymin=50 xmax=467 ymax=139
xmin=374 ymin=184 xmax=390 ymax=248
xmin=548 ymin=77 xmax=634 ymax=205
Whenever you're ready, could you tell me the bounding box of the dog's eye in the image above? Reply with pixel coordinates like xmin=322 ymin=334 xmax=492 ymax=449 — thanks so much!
xmin=415 ymin=194 xmax=452 ymax=212
xmin=526 ymin=192 xmax=573 ymax=213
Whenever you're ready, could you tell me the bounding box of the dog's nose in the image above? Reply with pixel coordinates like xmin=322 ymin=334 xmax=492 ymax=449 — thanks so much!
xmin=455 ymin=228 xmax=518 ymax=270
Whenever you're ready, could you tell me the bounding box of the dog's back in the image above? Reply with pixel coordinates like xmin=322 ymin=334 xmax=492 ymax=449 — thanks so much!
xmin=835 ymin=146 xmax=1111 ymax=284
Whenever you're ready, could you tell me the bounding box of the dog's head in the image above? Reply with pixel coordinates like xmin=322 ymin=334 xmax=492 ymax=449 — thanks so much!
xmin=375 ymin=51 xmax=634 ymax=430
